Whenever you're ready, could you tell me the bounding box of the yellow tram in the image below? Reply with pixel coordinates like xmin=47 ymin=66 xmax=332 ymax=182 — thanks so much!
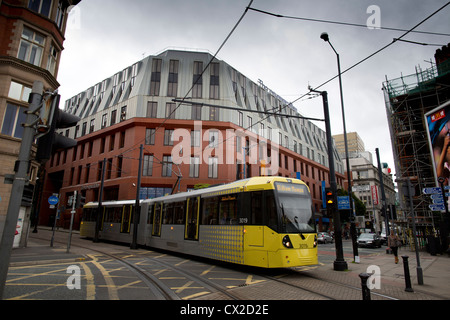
xmin=80 ymin=177 xmax=318 ymax=268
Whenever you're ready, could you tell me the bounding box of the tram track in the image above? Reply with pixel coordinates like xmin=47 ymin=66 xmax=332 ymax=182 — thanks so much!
xmin=29 ymin=233 xmax=242 ymax=300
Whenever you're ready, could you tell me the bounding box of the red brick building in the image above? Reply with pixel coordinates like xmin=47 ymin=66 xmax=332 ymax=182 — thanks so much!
xmin=0 ymin=0 xmax=81 ymax=246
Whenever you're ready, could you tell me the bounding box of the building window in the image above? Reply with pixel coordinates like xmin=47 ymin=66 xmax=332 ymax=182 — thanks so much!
xmin=192 ymin=61 xmax=203 ymax=98
xmin=238 ymin=112 xmax=243 ymax=127
xmin=18 ymin=27 xmax=45 ymax=67
xmin=209 ymin=62 xmax=220 ymax=99
xmin=81 ymin=122 xmax=87 ymax=136
xmin=110 ymin=110 xmax=117 ymax=126
xmin=191 ymin=130 xmax=200 ymax=147
xmin=101 ymin=114 xmax=107 ymax=129
xmin=150 ymin=59 xmax=162 ymax=96
xmin=97 ymin=161 xmax=103 ymax=181
xmin=209 ymin=106 xmax=219 ymax=121
xmin=131 ymin=63 xmax=138 ymax=87
xmin=189 ymin=156 xmax=200 ymax=178
xmin=143 ymin=154 xmax=154 ymax=176
xmin=8 ymin=82 xmax=31 ymax=102
xmin=208 ymin=157 xmax=218 ymax=178
xmin=164 ymin=129 xmax=174 ymax=146
xmin=147 ymin=101 xmax=157 ymax=118
xmin=109 ymin=134 xmax=115 ymax=151
xmin=120 ymin=106 xmax=127 ymax=122
xmin=121 ymin=68 xmax=128 ymax=92
xmin=162 ymin=155 xmax=172 ymax=177
xmin=90 ymin=119 xmax=95 ymax=133
xmin=28 ymin=0 xmax=52 ymax=17
xmin=100 ymin=137 xmax=107 ymax=154
xmin=167 ymin=60 xmax=179 ymax=97
xmin=191 ymin=103 xmax=202 ymax=120
xmin=47 ymin=45 xmax=59 ymax=75
xmin=209 ymin=131 xmax=218 ymax=148
xmin=1 ymin=103 xmax=26 ymax=139
xmin=117 ymin=156 xmax=123 ymax=178
xmin=165 ymin=102 xmax=176 ymax=119
xmin=55 ymin=1 xmax=65 ymax=30
xmin=119 ymin=131 xmax=125 ymax=148
xmin=112 ymin=73 xmax=120 ymax=95
xmin=145 ymin=128 xmax=155 ymax=145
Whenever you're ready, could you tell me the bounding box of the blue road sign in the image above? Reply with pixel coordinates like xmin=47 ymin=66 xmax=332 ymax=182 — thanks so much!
xmin=422 ymin=187 xmax=441 ymax=194
xmin=338 ymin=196 xmax=351 ymax=210
xmin=429 ymin=204 xmax=445 ymax=211
xmin=48 ymin=195 xmax=59 ymax=205
xmin=433 ymin=198 xmax=444 ymax=204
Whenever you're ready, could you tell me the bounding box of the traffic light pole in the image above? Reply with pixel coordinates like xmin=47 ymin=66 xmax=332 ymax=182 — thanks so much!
xmin=312 ymin=89 xmax=348 ymax=271
xmin=0 ymin=81 xmax=44 ymax=299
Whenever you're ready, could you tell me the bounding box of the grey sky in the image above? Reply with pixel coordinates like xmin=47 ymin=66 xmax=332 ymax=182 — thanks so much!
xmin=57 ymin=0 xmax=450 ymax=178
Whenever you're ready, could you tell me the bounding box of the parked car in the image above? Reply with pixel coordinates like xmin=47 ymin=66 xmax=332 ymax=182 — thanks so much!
xmin=317 ymin=232 xmax=333 ymax=244
xmin=357 ymin=233 xmax=382 ymax=248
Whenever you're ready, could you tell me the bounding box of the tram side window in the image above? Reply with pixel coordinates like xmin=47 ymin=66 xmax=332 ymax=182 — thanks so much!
xmin=104 ymin=207 xmax=122 ymax=223
xmin=82 ymin=208 xmax=97 ymax=222
xmin=265 ymin=191 xmax=278 ymax=231
xmin=202 ymin=197 xmax=219 ymax=225
xmin=173 ymin=201 xmax=185 ymax=224
xmin=219 ymin=195 xmax=237 ymax=225
xmin=163 ymin=203 xmax=172 ymax=224
xmin=251 ymin=191 xmax=263 ymax=225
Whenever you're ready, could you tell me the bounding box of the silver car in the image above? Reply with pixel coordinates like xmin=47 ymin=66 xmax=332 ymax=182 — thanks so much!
xmin=317 ymin=232 xmax=333 ymax=244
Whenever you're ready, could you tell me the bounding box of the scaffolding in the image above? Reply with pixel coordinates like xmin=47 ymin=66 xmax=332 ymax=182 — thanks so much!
xmin=383 ymin=58 xmax=450 ymax=231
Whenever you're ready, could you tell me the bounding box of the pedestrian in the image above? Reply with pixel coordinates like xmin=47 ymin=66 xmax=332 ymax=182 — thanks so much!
xmin=388 ymin=230 xmax=401 ymax=264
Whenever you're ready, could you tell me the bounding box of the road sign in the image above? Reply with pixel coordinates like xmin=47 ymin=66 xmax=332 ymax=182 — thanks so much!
xmin=433 ymin=198 xmax=444 ymax=204
xmin=48 ymin=195 xmax=59 ymax=206
xmin=338 ymin=196 xmax=351 ymax=210
xmin=429 ymin=204 xmax=445 ymax=211
xmin=422 ymin=187 xmax=441 ymax=194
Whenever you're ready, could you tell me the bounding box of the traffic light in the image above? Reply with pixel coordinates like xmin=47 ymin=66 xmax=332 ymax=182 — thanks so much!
xmin=35 ymin=94 xmax=80 ymax=163
xmin=75 ymin=192 xmax=86 ymax=208
xmin=325 ymin=187 xmax=335 ymax=209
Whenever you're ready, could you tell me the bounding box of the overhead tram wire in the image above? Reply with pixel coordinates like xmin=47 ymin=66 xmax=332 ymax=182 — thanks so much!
xmin=248 ymin=6 xmax=450 ymax=37
xmin=287 ymin=1 xmax=450 ymax=106
xmin=116 ymin=0 xmax=254 ymax=161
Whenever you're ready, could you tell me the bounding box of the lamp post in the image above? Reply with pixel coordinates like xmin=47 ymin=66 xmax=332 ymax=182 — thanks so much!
xmin=320 ymin=32 xmax=359 ymax=262
xmin=310 ymin=88 xmax=347 ymax=271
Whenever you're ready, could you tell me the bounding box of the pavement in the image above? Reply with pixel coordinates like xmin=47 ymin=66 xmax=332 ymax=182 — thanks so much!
xmin=5 ymin=228 xmax=450 ymax=300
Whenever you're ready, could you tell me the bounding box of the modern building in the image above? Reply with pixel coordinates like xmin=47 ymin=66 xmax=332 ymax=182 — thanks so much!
xmin=0 ymin=0 xmax=81 ymax=246
xmin=38 ymin=48 xmax=345 ymax=230
xmin=348 ymin=151 xmax=396 ymax=233
xmin=333 ymin=131 xmax=365 ymax=159
xmin=383 ymin=43 xmax=450 ymax=230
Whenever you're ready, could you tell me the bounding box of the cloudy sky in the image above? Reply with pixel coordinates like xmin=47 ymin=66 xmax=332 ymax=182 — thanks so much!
xmin=57 ymin=0 xmax=450 ymax=178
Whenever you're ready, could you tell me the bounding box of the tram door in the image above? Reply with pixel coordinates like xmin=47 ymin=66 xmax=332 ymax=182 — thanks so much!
xmin=152 ymin=202 xmax=163 ymax=236
xmin=185 ymin=197 xmax=200 ymax=240
xmin=121 ymin=205 xmax=133 ymax=233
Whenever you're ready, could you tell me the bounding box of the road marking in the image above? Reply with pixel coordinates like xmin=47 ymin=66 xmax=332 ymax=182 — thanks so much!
xmin=182 ymin=291 xmax=211 ymax=300
xmin=80 ymin=262 xmax=96 ymax=300
xmin=87 ymin=254 xmax=119 ymax=300
xmin=200 ymin=265 xmax=215 ymax=276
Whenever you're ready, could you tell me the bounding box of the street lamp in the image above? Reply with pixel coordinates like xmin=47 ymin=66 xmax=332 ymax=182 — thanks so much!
xmin=320 ymin=32 xmax=359 ymax=262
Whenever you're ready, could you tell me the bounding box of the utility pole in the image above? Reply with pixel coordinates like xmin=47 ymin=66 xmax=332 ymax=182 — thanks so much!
xmin=131 ymin=145 xmax=143 ymax=249
xmin=94 ymin=158 xmax=107 ymax=243
xmin=311 ymin=88 xmax=347 ymax=271
xmin=0 ymin=81 xmax=43 ymax=299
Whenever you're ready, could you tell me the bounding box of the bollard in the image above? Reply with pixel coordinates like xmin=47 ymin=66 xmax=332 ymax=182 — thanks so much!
xmin=359 ymin=273 xmax=371 ymax=300
xmin=402 ymin=255 xmax=414 ymax=292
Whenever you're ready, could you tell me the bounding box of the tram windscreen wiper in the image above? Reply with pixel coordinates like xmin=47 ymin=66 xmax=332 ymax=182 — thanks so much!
xmin=294 ymin=216 xmax=306 ymax=240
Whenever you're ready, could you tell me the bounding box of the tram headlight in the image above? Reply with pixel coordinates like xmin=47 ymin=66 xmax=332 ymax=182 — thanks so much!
xmin=282 ymin=235 xmax=293 ymax=248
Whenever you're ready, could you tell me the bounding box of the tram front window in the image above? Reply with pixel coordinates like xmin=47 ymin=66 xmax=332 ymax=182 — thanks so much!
xmin=275 ymin=183 xmax=315 ymax=234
